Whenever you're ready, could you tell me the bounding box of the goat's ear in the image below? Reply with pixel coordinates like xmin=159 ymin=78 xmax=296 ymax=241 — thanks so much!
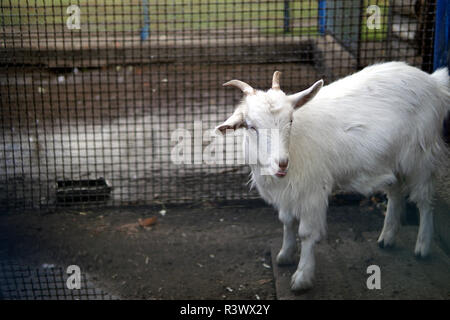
xmin=288 ymin=79 xmax=323 ymax=109
xmin=215 ymin=112 xmax=246 ymax=135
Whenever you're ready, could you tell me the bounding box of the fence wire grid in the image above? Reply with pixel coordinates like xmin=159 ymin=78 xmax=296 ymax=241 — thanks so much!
xmin=0 ymin=0 xmax=438 ymax=210
xmin=0 ymin=261 xmax=116 ymax=300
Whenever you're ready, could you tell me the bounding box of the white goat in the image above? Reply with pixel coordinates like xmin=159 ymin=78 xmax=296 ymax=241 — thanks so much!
xmin=216 ymin=62 xmax=450 ymax=291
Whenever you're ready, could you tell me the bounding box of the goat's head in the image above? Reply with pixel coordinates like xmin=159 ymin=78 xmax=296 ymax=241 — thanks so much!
xmin=216 ymin=71 xmax=323 ymax=178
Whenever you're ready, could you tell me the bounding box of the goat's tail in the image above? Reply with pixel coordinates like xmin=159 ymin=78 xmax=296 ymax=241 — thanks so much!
xmin=431 ymin=67 xmax=450 ymax=89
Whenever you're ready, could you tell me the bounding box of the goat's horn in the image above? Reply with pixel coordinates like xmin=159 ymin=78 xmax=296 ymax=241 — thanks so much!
xmin=223 ymin=80 xmax=255 ymax=95
xmin=272 ymin=71 xmax=281 ymax=90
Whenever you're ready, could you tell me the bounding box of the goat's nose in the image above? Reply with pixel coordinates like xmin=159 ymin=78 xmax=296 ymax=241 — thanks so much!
xmin=279 ymin=159 xmax=289 ymax=171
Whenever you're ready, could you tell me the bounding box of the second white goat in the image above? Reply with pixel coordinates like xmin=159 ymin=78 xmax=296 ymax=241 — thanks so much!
xmin=216 ymin=62 xmax=450 ymax=291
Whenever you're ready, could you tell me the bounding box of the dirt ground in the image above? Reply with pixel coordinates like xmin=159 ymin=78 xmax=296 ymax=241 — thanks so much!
xmin=3 ymin=195 xmax=444 ymax=300
xmin=0 ymin=202 xmax=279 ymax=299
xmin=1 ymin=195 xmax=449 ymax=300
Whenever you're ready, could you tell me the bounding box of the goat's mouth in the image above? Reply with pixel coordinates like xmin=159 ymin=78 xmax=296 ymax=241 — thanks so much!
xmin=275 ymin=171 xmax=287 ymax=178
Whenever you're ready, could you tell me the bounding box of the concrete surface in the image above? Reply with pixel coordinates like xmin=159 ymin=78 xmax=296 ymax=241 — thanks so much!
xmin=271 ymin=225 xmax=450 ymax=300
xmin=1 ymin=34 xmax=316 ymax=67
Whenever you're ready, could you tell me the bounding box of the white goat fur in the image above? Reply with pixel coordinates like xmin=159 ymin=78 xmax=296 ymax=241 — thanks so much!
xmin=217 ymin=62 xmax=450 ymax=291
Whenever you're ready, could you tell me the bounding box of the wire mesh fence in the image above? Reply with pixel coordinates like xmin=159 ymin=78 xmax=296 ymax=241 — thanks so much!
xmin=0 ymin=261 xmax=116 ymax=299
xmin=0 ymin=0 xmax=438 ymax=211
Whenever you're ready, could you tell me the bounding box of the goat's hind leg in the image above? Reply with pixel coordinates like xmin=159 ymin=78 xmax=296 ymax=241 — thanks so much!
xmin=276 ymin=210 xmax=297 ymax=266
xmin=378 ymin=183 xmax=405 ymax=248
xmin=414 ymin=200 xmax=434 ymax=258
xmin=410 ymin=179 xmax=434 ymax=258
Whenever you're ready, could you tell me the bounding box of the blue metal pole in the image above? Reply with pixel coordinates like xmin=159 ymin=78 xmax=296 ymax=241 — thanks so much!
xmin=141 ymin=0 xmax=150 ymax=41
xmin=284 ymin=1 xmax=290 ymax=33
xmin=318 ymin=0 xmax=326 ymax=35
xmin=433 ymin=0 xmax=449 ymax=71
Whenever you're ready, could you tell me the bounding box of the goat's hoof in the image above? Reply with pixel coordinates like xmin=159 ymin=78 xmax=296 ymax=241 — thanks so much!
xmin=414 ymin=245 xmax=430 ymax=260
xmin=290 ymin=270 xmax=314 ymax=292
xmin=377 ymin=239 xmax=394 ymax=249
xmin=414 ymin=252 xmax=430 ymax=260
xmin=377 ymin=236 xmax=395 ymax=249
xmin=276 ymin=251 xmax=296 ymax=266
xmin=377 ymin=239 xmax=384 ymax=248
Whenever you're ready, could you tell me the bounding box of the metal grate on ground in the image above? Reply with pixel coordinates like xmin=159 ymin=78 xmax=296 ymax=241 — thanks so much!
xmin=0 ymin=1 xmax=438 ymax=210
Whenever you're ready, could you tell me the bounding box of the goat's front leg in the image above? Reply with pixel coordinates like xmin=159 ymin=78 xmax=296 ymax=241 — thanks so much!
xmin=276 ymin=210 xmax=297 ymax=265
xmin=291 ymin=206 xmax=326 ymax=291
xmin=378 ymin=184 xmax=404 ymax=248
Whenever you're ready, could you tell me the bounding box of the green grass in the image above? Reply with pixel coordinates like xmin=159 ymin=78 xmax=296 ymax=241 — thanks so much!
xmin=360 ymin=0 xmax=389 ymax=41
xmin=1 ymin=1 xmax=142 ymax=32
xmin=1 ymin=1 xmax=389 ymax=40
xmin=1 ymin=0 xmax=318 ymax=34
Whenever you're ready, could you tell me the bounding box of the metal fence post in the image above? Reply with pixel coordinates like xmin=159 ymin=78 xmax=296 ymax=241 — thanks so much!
xmin=356 ymin=0 xmax=364 ymax=70
xmin=433 ymin=0 xmax=449 ymax=71
xmin=141 ymin=0 xmax=150 ymax=40
xmin=318 ymin=0 xmax=326 ymax=35
xmin=284 ymin=1 xmax=290 ymax=33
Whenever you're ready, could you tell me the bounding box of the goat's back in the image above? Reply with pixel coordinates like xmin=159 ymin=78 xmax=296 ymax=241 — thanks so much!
xmin=290 ymin=62 xmax=449 ymax=196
